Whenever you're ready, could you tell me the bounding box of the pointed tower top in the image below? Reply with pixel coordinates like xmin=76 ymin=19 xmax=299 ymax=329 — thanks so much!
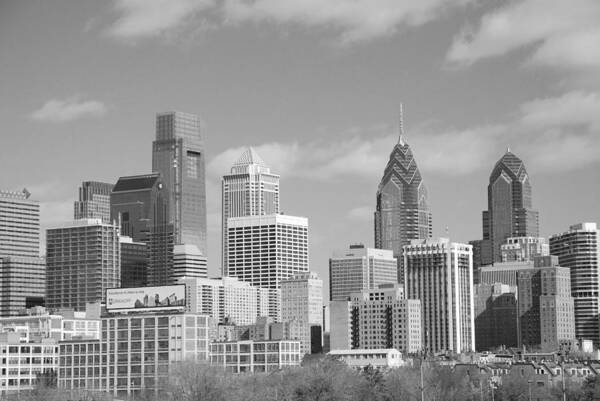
xmin=506 ymin=146 xmax=511 ymax=154
xmin=398 ymin=103 xmax=406 ymax=145
xmin=233 ymin=147 xmax=268 ymax=168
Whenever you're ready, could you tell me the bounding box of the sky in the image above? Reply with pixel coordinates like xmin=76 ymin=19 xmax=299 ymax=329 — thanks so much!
xmin=1 ymin=0 xmax=599 ymax=294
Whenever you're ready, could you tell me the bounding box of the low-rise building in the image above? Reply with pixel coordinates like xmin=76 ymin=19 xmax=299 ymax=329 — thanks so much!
xmin=328 ymin=349 xmax=405 ymax=370
xmin=210 ymin=340 xmax=301 ymax=373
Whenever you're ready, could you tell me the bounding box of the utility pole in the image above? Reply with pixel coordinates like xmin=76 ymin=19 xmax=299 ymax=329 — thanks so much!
xmin=420 ymin=355 xmax=425 ymax=401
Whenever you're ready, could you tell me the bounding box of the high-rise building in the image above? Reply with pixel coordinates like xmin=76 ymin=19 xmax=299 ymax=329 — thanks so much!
xmin=226 ymin=214 xmax=308 ymax=320
xmin=374 ymin=110 xmax=432 ymax=283
xmin=404 ymin=238 xmax=474 ymax=353
xmin=171 ymin=244 xmax=208 ymax=283
xmin=152 ymin=111 xmax=207 ymax=255
xmin=181 ymin=276 xmax=270 ymax=325
xmin=46 ymin=219 xmax=120 ymax=311
xmin=328 ymin=245 xmax=397 ymax=301
xmin=481 ymin=150 xmax=539 ymax=264
xmin=474 ymin=283 xmax=518 ymax=351
xmin=0 ymin=190 xmax=45 ymax=316
xmin=479 ymin=261 xmax=534 ymax=286
xmin=517 ymin=256 xmax=575 ymax=350
xmin=147 ymin=224 xmax=174 ymax=287
xmin=550 ymin=223 xmax=600 ymax=344
xmin=222 ymin=148 xmax=280 ymax=275
xmin=281 ymin=272 xmax=323 ymax=354
xmin=500 ymin=236 xmax=549 ymax=262
xmin=74 ymin=181 xmax=113 ymax=223
xmin=119 ymin=236 xmax=148 ymax=288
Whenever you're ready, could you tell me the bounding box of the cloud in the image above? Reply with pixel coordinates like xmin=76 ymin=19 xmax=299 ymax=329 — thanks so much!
xmin=31 ymin=97 xmax=107 ymax=123
xmin=347 ymin=206 xmax=374 ymax=222
xmin=446 ymin=0 xmax=600 ymax=74
xmin=105 ymin=0 xmax=472 ymax=43
xmin=208 ymin=91 xmax=600 ymax=182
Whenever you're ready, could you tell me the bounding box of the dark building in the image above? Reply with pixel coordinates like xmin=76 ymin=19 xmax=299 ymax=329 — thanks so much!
xmin=474 ymin=283 xmax=518 ymax=351
xmin=374 ymin=108 xmax=432 ymax=283
xmin=480 ymin=150 xmax=539 ymax=265
xmin=152 ymin=111 xmax=207 ymax=256
xmin=120 ymin=238 xmax=148 ymax=288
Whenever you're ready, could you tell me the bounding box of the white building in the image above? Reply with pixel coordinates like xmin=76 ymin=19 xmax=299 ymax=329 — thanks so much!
xmin=330 ymin=301 xmax=353 ymax=350
xmin=181 ymin=276 xmax=271 ymax=325
xmin=328 ymin=349 xmax=405 ymax=370
xmin=171 ymin=244 xmax=208 ymax=283
xmin=226 ymin=214 xmax=309 ymax=320
xmin=281 ymin=272 xmax=323 ymax=354
xmin=500 ymin=236 xmax=549 ymax=262
xmin=404 ymin=238 xmax=475 ymax=353
xmin=329 ymin=245 xmax=397 ymax=301
xmin=222 ymin=148 xmax=280 ymax=275
xmin=210 ymin=340 xmax=301 ymax=373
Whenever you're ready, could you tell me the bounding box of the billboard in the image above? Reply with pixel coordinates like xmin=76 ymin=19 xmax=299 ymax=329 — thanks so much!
xmin=106 ymin=285 xmax=186 ymax=311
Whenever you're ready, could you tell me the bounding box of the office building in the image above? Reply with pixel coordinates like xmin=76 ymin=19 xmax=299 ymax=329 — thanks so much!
xmin=147 ymin=223 xmax=174 ymax=287
xmin=329 ymin=245 xmax=397 ymax=301
xmin=480 ymin=150 xmax=539 ymax=264
xmin=210 ymin=339 xmax=301 ymax=373
xmin=152 ymin=111 xmax=207 ymax=255
xmin=517 ymin=256 xmax=575 ymax=350
xmin=120 ymin=237 xmax=148 ymax=288
xmin=328 ymin=349 xmax=405 ymax=370
xmin=474 ymin=283 xmax=518 ymax=351
xmin=0 ymin=190 xmax=46 ymax=316
xmin=281 ymin=272 xmax=323 ymax=354
xmin=404 ymin=238 xmax=474 ymax=353
xmin=374 ymin=110 xmax=432 ymax=283
xmin=171 ymin=244 xmax=207 ymax=283
xmin=46 ymin=219 xmax=120 ymax=311
xmin=222 ymin=147 xmax=280 ymax=275
xmin=479 ymin=261 xmax=535 ymax=286
xmin=73 ymin=181 xmax=113 ymax=223
xmin=226 ymin=214 xmax=308 ymax=319
xmin=550 ymin=223 xmax=600 ymax=344
xmin=501 ymin=236 xmax=549 ymax=262
xmin=329 ymin=301 xmax=353 ymax=350
xmin=181 ymin=276 xmax=270 ymax=325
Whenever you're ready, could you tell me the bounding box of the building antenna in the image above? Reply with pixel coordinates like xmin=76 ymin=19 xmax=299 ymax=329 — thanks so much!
xmin=398 ymin=102 xmax=406 ymax=146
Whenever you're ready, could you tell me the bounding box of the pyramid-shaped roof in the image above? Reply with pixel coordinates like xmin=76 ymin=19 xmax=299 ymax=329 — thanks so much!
xmin=233 ymin=147 xmax=268 ymax=168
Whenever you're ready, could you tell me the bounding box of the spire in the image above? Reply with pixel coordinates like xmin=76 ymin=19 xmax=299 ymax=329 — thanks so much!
xmin=398 ymin=103 xmax=406 ymax=145
xmin=506 ymin=146 xmax=511 ymax=153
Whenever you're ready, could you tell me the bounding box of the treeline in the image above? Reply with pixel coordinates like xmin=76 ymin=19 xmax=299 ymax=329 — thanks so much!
xmin=16 ymin=357 xmax=600 ymax=401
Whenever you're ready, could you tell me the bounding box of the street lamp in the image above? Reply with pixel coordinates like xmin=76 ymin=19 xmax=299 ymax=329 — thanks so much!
xmin=528 ymin=379 xmax=533 ymax=401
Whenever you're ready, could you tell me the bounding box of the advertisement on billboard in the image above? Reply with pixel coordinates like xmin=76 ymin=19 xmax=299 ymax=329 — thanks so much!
xmin=106 ymin=285 xmax=186 ymax=311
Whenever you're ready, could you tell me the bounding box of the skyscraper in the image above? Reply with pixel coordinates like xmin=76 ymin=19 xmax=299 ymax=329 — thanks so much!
xmin=404 ymin=238 xmax=474 ymax=353
xmin=74 ymin=181 xmax=113 ymax=223
xmin=46 ymin=219 xmax=120 ymax=311
xmin=0 ymin=189 xmax=45 ymax=316
xmin=222 ymin=148 xmax=280 ymax=275
xmin=375 ymin=108 xmax=432 ymax=283
xmin=328 ymin=245 xmax=397 ymax=301
xmin=481 ymin=150 xmax=539 ymax=264
xmin=152 ymin=111 xmax=207 ymax=255
xmin=171 ymin=244 xmax=208 ymax=283
xmin=550 ymin=222 xmax=600 ymax=344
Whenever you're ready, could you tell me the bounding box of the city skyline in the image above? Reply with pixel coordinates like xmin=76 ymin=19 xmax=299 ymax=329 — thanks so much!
xmin=2 ymin=1 xmax=600 ymax=297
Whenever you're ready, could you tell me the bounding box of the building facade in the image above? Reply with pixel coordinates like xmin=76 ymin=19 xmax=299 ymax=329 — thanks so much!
xmin=404 ymin=238 xmax=475 ymax=353
xmin=549 ymin=223 xmax=600 ymax=344
xmin=120 ymin=237 xmax=148 ymax=288
xmin=474 ymin=283 xmax=518 ymax=351
xmin=73 ymin=181 xmax=113 ymax=223
xmin=281 ymin=272 xmax=323 ymax=354
xmin=222 ymin=148 xmax=280 ymax=275
xmin=501 ymin=236 xmax=549 ymax=262
xmin=171 ymin=244 xmax=208 ymax=283
xmin=46 ymin=219 xmax=120 ymax=311
xmin=478 ymin=261 xmax=534 ymax=287
xmin=374 ymin=120 xmax=432 ymax=283
xmin=152 ymin=111 xmax=207 ymax=255
xmin=329 ymin=245 xmax=397 ymax=301
xmin=210 ymin=340 xmax=301 ymax=373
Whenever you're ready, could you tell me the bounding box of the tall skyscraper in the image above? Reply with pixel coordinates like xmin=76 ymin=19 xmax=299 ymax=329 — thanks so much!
xmin=46 ymin=219 xmax=120 ymax=311
xmin=517 ymin=256 xmax=575 ymax=350
xmin=481 ymin=150 xmax=539 ymax=264
xmin=375 ymin=108 xmax=432 ymax=283
xmin=222 ymin=148 xmax=280 ymax=275
xmin=0 ymin=189 xmax=45 ymax=316
xmin=281 ymin=272 xmax=323 ymax=354
xmin=226 ymin=214 xmax=308 ymax=320
xmin=152 ymin=111 xmax=207 ymax=255
xmin=74 ymin=181 xmax=113 ymax=223
xmin=404 ymin=238 xmax=474 ymax=353
xmin=550 ymin=222 xmax=600 ymax=344
xmin=328 ymin=245 xmax=397 ymax=301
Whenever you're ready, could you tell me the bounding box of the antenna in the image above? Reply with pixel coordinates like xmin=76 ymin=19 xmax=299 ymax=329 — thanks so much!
xmin=398 ymin=103 xmax=406 ymax=145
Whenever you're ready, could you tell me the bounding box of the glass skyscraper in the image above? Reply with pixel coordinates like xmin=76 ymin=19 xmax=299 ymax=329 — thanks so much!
xmin=221 ymin=148 xmax=280 ymax=275
xmin=374 ymin=123 xmax=432 ymax=283
xmin=152 ymin=111 xmax=207 ymax=256
xmin=482 ymin=150 xmax=539 ymax=264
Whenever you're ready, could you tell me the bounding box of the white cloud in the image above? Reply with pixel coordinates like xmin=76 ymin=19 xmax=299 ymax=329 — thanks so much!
xmin=105 ymin=0 xmax=471 ymax=43
xmin=446 ymin=0 xmax=600 ymax=74
xmin=519 ymin=91 xmax=600 ymax=130
xmin=31 ymin=97 xmax=106 ymax=123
